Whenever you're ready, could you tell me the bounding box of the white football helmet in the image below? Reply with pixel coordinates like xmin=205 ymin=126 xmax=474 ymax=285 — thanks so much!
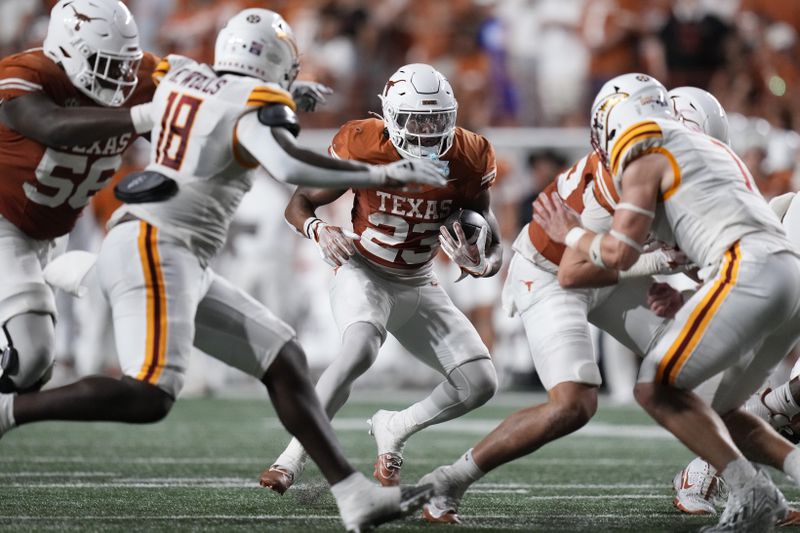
xmin=668 ymin=86 xmax=730 ymax=145
xmin=43 ymin=0 xmax=143 ymax=107
xmin=214 ymin=9 xmax=299 ymax=90
xmin=379 ymin=64 xmax=458 ymax=160
xmin=590 ymin=73 xmax=671 ymax=169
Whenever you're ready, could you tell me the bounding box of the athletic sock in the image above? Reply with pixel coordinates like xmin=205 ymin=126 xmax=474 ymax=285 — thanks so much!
xmin=331 ymin=471 xmax=371 ymax=501
xmin=783 ymin=449 xmax=800 ymax=484
xmin=720 ymin=457 xmax=758 ymax=494
xmin=764 ymin=383 xmax=800 ymax=420
xmin=274 ymin=438 xmax=308 ymax=473
xmin=446 ymin=448 xmax=486 ymax=487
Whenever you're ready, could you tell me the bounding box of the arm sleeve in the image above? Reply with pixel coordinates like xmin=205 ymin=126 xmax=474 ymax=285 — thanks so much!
xmin=235 ymin=112 xmax=383 ymax=188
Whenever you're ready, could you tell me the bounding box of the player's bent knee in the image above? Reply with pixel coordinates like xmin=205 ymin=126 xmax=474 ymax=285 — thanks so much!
xmin=122 ymin=377 xmax=175 ymax=422
xmin=452 ymin=358 xmax=498 ymax=410
xmin=262 ymin=340 xmax=310 ymax=387
xmin=633 ymin=382 xmax=657 ymax=410
xmin=549 ymin=382 xmax=598 ymax=429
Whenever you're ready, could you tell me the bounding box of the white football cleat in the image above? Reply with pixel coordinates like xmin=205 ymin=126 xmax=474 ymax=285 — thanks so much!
xmin=336 ymin=479 xmax=432 ymax=532
xmin=368 ymin=410 xmax=407 ymax=486
xmin=418 ymin=465 xmax=470 ymax=524
xmin=672 ymin=457 xmax=727 ymax=515
xmin=745 ymin=388 xmax=800 ymax=444
xmin=701 ymin=469 xmax=787 ymax=532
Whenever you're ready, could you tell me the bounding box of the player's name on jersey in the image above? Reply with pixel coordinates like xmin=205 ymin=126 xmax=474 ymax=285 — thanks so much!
xmin=66 ymin=133 xmax=133 ymax=156
xmin=375 ymin=191 xmax=454 ymax=220
xmin=167 ymin=67 xmax=229 ymax=95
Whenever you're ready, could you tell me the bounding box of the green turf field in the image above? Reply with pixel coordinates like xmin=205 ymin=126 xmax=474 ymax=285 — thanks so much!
xmin=1 ymin=392 xmax=796 ymax=532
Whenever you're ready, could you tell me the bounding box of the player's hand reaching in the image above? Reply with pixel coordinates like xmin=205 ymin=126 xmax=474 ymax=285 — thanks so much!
xmin=647 ymin=282 xmax=683 ymax=318
xmin=312 ymin=223 xmax=360 ymax=267
xmin=291 ymin=81 xmax=333 ymax=112
xmin=439 ymin=222 xmax=489 ymax=280
xmin=369 ymin=159 xmax=448 ymax=189
xmin=533 ymin=192 xmax=581 ymax=244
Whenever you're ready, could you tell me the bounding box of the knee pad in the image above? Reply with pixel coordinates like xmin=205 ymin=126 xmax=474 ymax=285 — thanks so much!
xmin=450 ymin=358 xmax=498 ymax=409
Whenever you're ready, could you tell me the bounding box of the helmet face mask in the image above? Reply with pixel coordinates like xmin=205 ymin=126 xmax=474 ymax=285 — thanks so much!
xmin=43 ymin=0 xmax=143 ymax=107
xmin=379 ymin=63 xmax=458 ymax=160
xmin=214 ymin=9 xmax=300 ymax=90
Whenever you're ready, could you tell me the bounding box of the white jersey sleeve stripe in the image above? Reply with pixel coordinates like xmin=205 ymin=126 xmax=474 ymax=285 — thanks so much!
xmin=0 ymin=78 xmax=43 ymax=90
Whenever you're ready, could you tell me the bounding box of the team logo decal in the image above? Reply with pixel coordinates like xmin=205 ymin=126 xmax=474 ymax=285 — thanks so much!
xmin=246 ymin=14 xmax=261 ymax=23
xmin=66 ymin=3 xmax=104 ymax=31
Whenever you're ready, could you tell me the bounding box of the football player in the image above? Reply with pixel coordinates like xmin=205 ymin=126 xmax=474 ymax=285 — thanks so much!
xmin=0 ymin=9 xmax=446 ymax=531
xmin=417 ymin=76 xmax=691 ymax=524
xmin=534 ymin=74 xmax=800 ymax=531
xmin=260 ymin=63 xmax=502 ymax=494
xmin=0 ymin=0 xmax=159 ymax=394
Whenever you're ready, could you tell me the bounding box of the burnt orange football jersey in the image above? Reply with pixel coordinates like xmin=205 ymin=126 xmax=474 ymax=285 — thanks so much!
xmin=0 ymin=48 xmax=158 ymax=240
xmin=528 ymin=151 xmax=614 ymax=265
xmin=329 ymin=118 xmax=496 ymax=271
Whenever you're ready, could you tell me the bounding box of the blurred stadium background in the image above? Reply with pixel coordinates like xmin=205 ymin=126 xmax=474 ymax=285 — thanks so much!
xmin=2 ymin=0 xmax=799 ymax=401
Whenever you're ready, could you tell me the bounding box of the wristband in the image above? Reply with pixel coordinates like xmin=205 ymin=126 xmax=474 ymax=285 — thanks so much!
xmin=589 ymin=233 xmax=608 ymax=269
xmin=303 ymin=217 xmax=324 ymax=241
xmin=564 ymin=227 xmax=587 ymax=249
xmin=130 ymin=102 xmax=154 ymax=134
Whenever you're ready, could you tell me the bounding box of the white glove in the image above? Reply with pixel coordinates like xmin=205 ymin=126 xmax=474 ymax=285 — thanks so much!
xmin=619 ymin=246 xmax=688 ymax=278
xmin=368 ymin=159 xmax=448 ymax=188
xmin=42 ymin=250 xmax=98 ymax=297
xmin=291 ymin=81 xmax=333 ymax=112
xmin=312 ymin=223 xmax=360 ymax=267
xmin=439 ymin=223 xmax=489 ymax=280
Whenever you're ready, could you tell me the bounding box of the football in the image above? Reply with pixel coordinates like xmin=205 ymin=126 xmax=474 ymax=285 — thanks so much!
xmin=443 ymin=209 xmax=492 ymax=246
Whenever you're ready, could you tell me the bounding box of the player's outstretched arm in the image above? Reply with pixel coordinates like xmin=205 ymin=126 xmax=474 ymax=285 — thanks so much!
xmin=0 ymin=92 xmax=153 ymax=148
xmin=235 ymin=107 xmax=446 ymax=189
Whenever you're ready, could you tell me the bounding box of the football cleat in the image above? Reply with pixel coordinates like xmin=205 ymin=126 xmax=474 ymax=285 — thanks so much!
xmin=373 ymin=453 xmax=403 ymax=487
xmin=701 ymin=469 xmax=788 ymax=533
xmin=368 ymin=410 xmax=407 ymax=486
xmin=423 ymin=501 xmax=462 ymax=524
xmin=418 ymin=465 xmax=470 ymax=525
xmin=259 ymin=465 xmax=295 ymax=495
xmin=672 ymin=457 xmax=727 ymax=515
xmin=778 ymin=507 xmax=800 ymax=526
xmin=745 ymin=388 xmax=800 ymax=443
xmin=338 ymin=483 xmax=433 ymax=532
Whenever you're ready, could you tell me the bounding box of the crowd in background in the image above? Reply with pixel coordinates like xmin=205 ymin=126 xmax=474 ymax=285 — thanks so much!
xmin=2 ymin=0 xmax=800 ymax=398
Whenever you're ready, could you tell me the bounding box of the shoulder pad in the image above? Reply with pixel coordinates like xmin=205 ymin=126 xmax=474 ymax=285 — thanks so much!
xmin=257 ymin=104 xmax=300 ymax=138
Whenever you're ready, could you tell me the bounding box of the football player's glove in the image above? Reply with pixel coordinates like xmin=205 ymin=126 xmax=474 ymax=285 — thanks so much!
xmin=439 ymin=223 xmax=489 ymax=279
xmin=291 ymin=81 xmax=333 ymax=112
xmin=310 ymin=223 xmax=360 ymax=268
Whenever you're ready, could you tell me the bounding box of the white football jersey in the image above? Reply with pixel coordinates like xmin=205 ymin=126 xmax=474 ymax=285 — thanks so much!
xmin=112 ymin=55 xmax=295 ymax=264
xmin=600 ymin=117 xmax=791 ymax=269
